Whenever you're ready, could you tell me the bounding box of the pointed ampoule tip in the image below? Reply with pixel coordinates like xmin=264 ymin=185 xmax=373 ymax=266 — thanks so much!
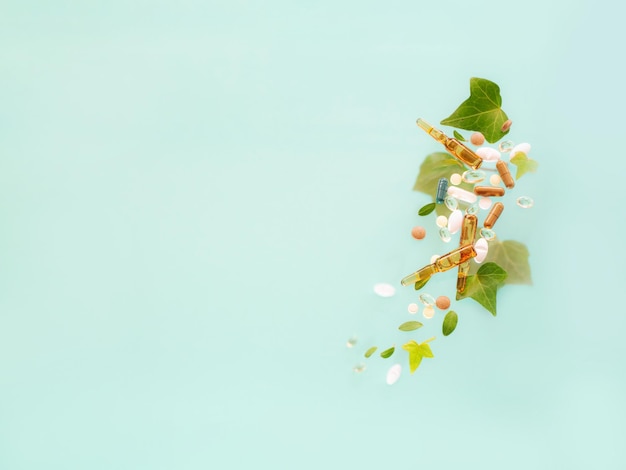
xmin=416 ymin=118 xmax=432 ymax=133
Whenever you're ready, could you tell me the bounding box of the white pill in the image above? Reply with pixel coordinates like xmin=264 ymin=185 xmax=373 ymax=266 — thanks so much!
xmin=450 ymin=173 xmax=462 ymax=185
xmin=373 ymin=283 xmax=396 ymax=297
xmin=408 ymin=303 xmax=419 ymax=314
xmin=386 ymin=364 xmax=402 ymax=385
xmin=510 ymin=142 xmax=531 ymax=158
xmin=430 ymin=254 xmax=440 ymax=264
xmin=476 ymin=147 xmax=501 ymax=161
xmin=447 ymin=186 xmax=477 ymax=204
xmin=436 ymin=215 xmax=448 ymax=228
xmin=479 ymin=197 xmax=492 ymax=210
xmin=489 ymin=174 xmax=502 ymax=186
xmin=474 ymin=238 xmax=489 ymax=263
xmin=447 ymin=209 xmax=463 ymax=234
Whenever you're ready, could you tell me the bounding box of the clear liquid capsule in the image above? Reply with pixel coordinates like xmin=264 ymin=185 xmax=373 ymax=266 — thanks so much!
xmin=444 ymin=196 xmax=458 ymax=211
xmin=439 ymin=227 xmax=452 ymax=243
xmin=516 ymin=196 xmax=534 ymax=208
xmin=419 ymin=293 xmax=436 ymax=307
xmin=353 ymin=363 xmax=366 ymax=373
xmin=462 ymin=170 xmax=486 ymax=184
xmin=499 ymin=140 xmax=514 ymax=153
xmin=465 ymin=202 xmax=479 ymax=215
xmin=480 ymin=228 xmax=496 ymax=240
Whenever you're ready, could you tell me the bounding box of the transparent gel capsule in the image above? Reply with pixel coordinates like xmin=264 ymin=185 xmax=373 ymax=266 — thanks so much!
xmin=516 ymin=196 xmax=534 ymax=208
xmin=444 ymin=196 xmax=458 ymax=211
xmin=479 ymin=228 xmax=496 ymax=240
xmin=438 ymin=227 xmax=452 ymax=243
xmin=465 ymin=202 xmax=479 ymax=215
xmin=353 ymin=363 xmax=366 ymax=373
xmin=346 ymin=336 xmax=358 ymax=348
xmin=419 ymin=293 xmax=436 ymax=307
xmin=499 ymin=140 xmax=514 ymax=153
xmin=461 ymin=170 xmax=486 ymax=184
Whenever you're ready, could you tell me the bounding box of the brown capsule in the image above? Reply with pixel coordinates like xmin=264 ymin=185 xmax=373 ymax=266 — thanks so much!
xmin=473 ymin=186 xmax=505 ymax=197
xmin=496 ymin=161 xmax=515 ymax=189
xmin=484 ymin=202 xmax=504 ymax=229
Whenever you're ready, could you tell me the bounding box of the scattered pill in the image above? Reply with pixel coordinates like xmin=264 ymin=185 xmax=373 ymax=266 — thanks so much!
xmin=474 ymin=238 xmax=489 ymax=263
xmin=423 ymin=306 xmax=435 ymax=319
xmin=510 ymin=143 xmax=531 ymax=158
xmin=439 ymin=227 xmax=452 ymax=243
xmin=470 ymin=132 xmax=485 ymax=145
xmin=447 ymin=209 xmax=463 ymax=234
xmin=408 ymin=303 xmax=419 ymax=314
xmin=436 ymin=215 xmax=448 ymax=228
xmin=516 ymin=196 xmax=534 ymax=208
xmin=480 ymin=228 xmax=496 ymax=240
xmin=462 ymin=170 xmax=486 ymax=184
xmin=436 ymin=178 xmax=448 ymax=204
xmin=386 ymin=364 xmax=402 ymax=385
xmin=496 ymin=160 xmax=515 ymax=189
xmin=501 ymin=119 xmax=512 ymax=132
xmin=436 ymin=296 xmax=450 ymax=310
xmin=411 ymin=226 xmax=426 ymax=240
xmin=346 ymin=336 xmax=358 ymax=348
xmin=498 ymin=140 xmax=514 ymax=153
xmin=478 ymin=197 xmax=492 ymax=210
xmin=489 ymin=174 xmax=502 ymax=186
xmin=353 ymin=363 xmax=366 ymax=373
xmin=450 ymin=173 xmax=462 ymax=185
xmin=430 ymin=254 xmax=440 ymax=264
xmin=465 ymin=202 xmax=479 ymax=215
xmin=476 ymin=147 xmax=501 ymax=161
xmin=419 ymin=293 xmax=436 ymax=307
xmin=484 ymin=202 xmax=504 ymax=229
xmin=447 ymin=186 xmax=477 ymax=204
xmin=444 ymin=196 xmax=458 ymax=211
xmin=374 ymin=283 xmax=396 ymax=297
xmin=474 ymin=186 xmax=505 ymax=197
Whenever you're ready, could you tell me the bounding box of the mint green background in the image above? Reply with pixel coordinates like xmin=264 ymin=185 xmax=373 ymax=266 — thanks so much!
xmin=1 ymin=1 xmax=624 ymax=469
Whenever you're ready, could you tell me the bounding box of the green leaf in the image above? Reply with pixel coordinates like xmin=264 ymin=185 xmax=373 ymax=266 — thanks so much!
xmin=469 ymin=240 xmax=532 ymax=285
xmin=456 ymin=262 xmax=507 ymax=316
xmin=440 ymin=77 xmax=510 ymax=143
xmin=510 ymin=152 xmax=539 ymax=180
xmin=414 ymin=277 xmax=429 ymax=291
xmin=418 ymin=202 xmax=436 ymax=216
xmin=364 ymin=346 xmax=377 ymax=358
xmin=398 ymin=321 xmax=423 ymax=332
xmin=380 ymin=346 xmax=395 ymax=359
xmin=453 ymin=130 xmax=466 ymax=141
xmin=402 ymin=339 xmax=435 ymax=374
xmin=442 ymin=311 xmax=458 ymax=336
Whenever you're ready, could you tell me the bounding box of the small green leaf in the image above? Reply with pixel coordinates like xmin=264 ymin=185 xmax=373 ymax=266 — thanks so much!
xmin=418 ymin=202 xmax=436 ymax=216
xmin=380 ymin=346 xmax=395 ymax=359
xmin=398 ymin=321 xmax=423 ymax=332
xmin=510 ymin=152 xmax=539 ymax=180
xmin=442 ymin=311 xmax=458 ymax=336
xmin=402 ymin=339 xmax=435 ymax=374
xmin=457 ymin=262 xmax=507 ymax=316
xmin=414 ymin=277 xmax=429 ymax=291
xmin=364 ymin=346 xmax=377 ymax=358
xmin=469 ymin=240 xmax=532 ymax=285
xmin=453 ymin=130 xmax=466 ymax=141
xmin=440 ymin=77 xmax=510 ymax=143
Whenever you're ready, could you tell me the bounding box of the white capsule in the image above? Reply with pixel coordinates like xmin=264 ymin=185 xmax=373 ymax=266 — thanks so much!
xmin=450 ymin=173 xmax=462 ymax=185
xmin=510 ymin=142 xmax=531 ymax=158
xmin=373 ymin=283 xmax=395 ymax=297
xmin=386 ymin=364 xmax=402 ymax=385
xmin=479 ymin=197 xmax=492 ymax=210
xmin=476 ymin=147 xmax=501 ymax=161
xmin=447 ymin=209 xmax=463 ymax=235
xmin=408 ymin=303 xmax=419 ymax=314
xmin=474 ymin=238 xmax=489 ymax=263
xmin=447 ymin=186 xmax=477 ymax=204
xmin=436 ymin=215 xmax=448 ymax=228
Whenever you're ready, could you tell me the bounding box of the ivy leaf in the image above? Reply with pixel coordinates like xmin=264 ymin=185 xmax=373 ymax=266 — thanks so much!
xmin=442 ymin=311 xmax=458 ymax=336
xmin=418 ymin=202 xmax=436 ymax=216
xmin=453 ymin=130 xmax=466 ymax=141
xmin=398 ymin=321 xmax=423 ymax=332
xmin=440 ymin=77 xmax=510 ymax=143
xmin=469 ymin=240 xmax=532 ymax=285
xmin=364 ymin=346 xmax=377 ymax=358
xmin=456 ymin=262 xmax=507 ymax=316
xmin=414 ymin=277 xmax=429 ymax=291
xmin=413 ymin=152 xmax=474 ymax=216
xmin=402 ymin=339 xmax=435 ymax=374
xmin=509 ymin=152 xmax=539 ymax=180
xmin=380 ymin=346 xmax=395 ymax=359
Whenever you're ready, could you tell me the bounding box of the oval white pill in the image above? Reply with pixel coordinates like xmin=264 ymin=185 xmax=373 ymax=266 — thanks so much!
xmin=476 ymin=147 xmax=501 ymax=161
xmin=510 ymin=142 xmax=531 ymax=158
xmin=447 ymin=186 xmax=477 ymax=204
xmin=373 ymin=283 xmax=396 ymax=297
xmin=386 ymin=364 xmax=402 ymax=385
xmin=474 ymin=238 xmax=489 ymax=263
xmin=447 ymin=209 xmax=463 ymax=234
xmin=479 ymin=197 xmax=492 ymax=210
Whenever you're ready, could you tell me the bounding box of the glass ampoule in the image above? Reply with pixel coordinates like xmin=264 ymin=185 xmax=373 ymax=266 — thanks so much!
xmin=400 ymin=244 xmax=477 ymax=286
xmin=456 ymin=214 xmax=477 ymax=294
xmin=416 ymin=118 xmax=483 ymax=170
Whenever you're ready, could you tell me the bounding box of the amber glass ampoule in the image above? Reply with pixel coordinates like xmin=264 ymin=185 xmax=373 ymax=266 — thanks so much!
xmin=400 ymin=244 xmax=477 ymax=286
xmin=456 ymin=214 xmax=477 ymax=294
xmin=416 ymin=118 xmax=483 ymax=170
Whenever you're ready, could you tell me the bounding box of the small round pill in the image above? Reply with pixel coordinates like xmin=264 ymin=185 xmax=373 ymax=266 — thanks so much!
xmin=489 ymin=174 xmax=502 ymax=186
xmin=470 ymin=132 xmax=485 ymax=145
xmin=423 ymin=306 xmax=435 ymax=319
xmin=430 ymin=254 xmax=440 ymax=264
xmin=436 ymin=215 xmax=448 ymax=228
xmin=450 ymin=173 xmax=462 ymax=185
xmin=436 ymin=296 xmax=450 ymax=310
xmin=411 ymin=226 xmax=426 ymax=239
xmin=408 ymin=303 xmax=419 ymax=314
xmin=501 ymin=119 xmax=512 ymax=132
xmin=478 ymin=197 xmax=492 ymax=210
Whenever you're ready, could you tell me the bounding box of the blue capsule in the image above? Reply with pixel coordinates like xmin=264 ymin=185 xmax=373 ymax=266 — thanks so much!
xmin=436 ymin=178 xmax=448 ymax=204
